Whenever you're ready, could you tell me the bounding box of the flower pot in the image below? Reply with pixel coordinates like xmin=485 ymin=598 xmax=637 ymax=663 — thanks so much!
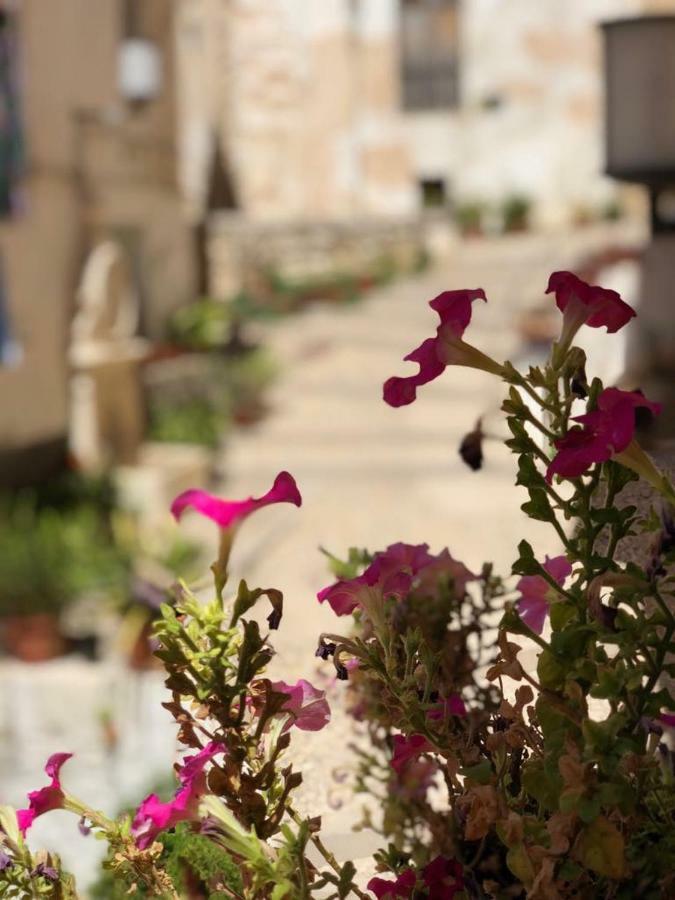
xmin=1 ymin=613 xmax=66 ymax=663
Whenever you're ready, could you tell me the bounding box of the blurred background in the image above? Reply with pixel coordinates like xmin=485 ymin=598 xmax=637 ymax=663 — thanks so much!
xmin=2 ymin=0 xmax=675 ymax=889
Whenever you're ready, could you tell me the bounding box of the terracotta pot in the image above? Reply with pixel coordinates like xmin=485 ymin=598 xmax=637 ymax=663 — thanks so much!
xmin=1 ymin=613 xmax=65 ymax=663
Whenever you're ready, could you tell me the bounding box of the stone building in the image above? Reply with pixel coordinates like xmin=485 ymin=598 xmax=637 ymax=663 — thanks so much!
xmin=0 ymin=0 xmax=194 ymax=486
xmin=401 ymin=0 xmax=675 ymax=227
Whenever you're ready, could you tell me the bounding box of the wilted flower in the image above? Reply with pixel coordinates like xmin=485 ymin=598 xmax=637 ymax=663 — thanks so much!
xmin=0 ymin=850 xmax=13 ymax=871
xmin=16 ymin=752 xmax=73 ymax=834
xmin=458 ymin=419 xmax=484 ymax=471
xmin=547 ymin=387 xmax=661 ymax=482
xmin=383 ymin=288 xmax=502 ymax=407
xmin=132 ymin=742 xmax=225 ymax=850
xmin=517 ymin=555 xmax=572 ymax=634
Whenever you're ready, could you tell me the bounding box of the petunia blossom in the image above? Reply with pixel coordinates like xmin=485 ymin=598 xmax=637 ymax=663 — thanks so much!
xmin=383 ymin=288 xmax=502 ymax=407
xmin=368 ymin=857 xmax=464 ymax=899
xmin=517 ymin=555 xmax=572 ymax=635
xmin=390 ymin=734 xmax=434 ymax=775
xmin=547 ymin=387 xmax=661 ymax=482
xmin=171 ymin=471 xmax=301 ymax=530
xmin=132 ymin=742 xmax=225 ymax=850
xmin=660 ymin=713 xmax=675 ymax=728
xmin=269 ymin=678 xmax=331 ymax=732
xmin=318 ymin=543 xmax=474 ymax=618
xmin=427 ymin=693 xmax=467 ymax=721
xmin=546 ymin=271 xmax=636 ymax=349
xmin=16 ymin=752 xmax=73 ymax=835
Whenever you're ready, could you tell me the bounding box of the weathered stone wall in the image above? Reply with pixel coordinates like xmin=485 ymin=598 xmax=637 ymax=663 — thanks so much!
xmin=403 ymin=0 xmax=675 ymax=227
xmin=208 ymin=212 xmax=424 ymax=298
xmin=176 ymin=0 xmax=417 ymax=222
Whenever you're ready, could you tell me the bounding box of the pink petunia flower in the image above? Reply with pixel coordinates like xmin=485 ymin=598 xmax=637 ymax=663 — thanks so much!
xmin=547 ymin=388 xmax=661 ymax=482
xmin=517 ymin=555 xmax=572 ymax=634
xmin=16 ymin=752 xmax=73 ymax=834
xmin=368 ymin=857 xmax=464 ymax=899
xmin=269 ymin=678 xmax=331 ymax=732
xmin=171 ymin=471 xmax=301 ymax=530
xmin=660 ymin=713 xmax=675 ymax=728
xmin=427 ymin=693 xmax=467 ymax=721
xmin=318 ymin=543 xmax=474 ymax=618
xmin=547 ymin=271 xmax=636 ymax=348
xmin=368 ymin=867 xmax=417 ymax=899
xmin=390 ymin=734 xmax=434 ymax=775
xmin=383 ymin=288 xmax=502 ymax=407
xmin=132 ymin=742 xmax=225 ymax=850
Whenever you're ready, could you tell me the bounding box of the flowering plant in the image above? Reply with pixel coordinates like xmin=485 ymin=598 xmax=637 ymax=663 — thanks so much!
xmin=2 ymin=271 xmax=675 ymax=898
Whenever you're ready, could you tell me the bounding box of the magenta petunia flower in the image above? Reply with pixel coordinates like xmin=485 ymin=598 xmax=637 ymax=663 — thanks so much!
xmin=16 ymin=752 xmax=73 ymax=834
xmin=132 ymin=742 xmax=225 ymax=850
xmin=383 ymin=288 xmax=502 ymax=407
xmin=368 ymin=867 xmax=417 ymax=899
xmin=427 ymin=693 xmax=467 ymax=721
xmin=368 ymin=857 xmax=463 ymax=899
xmin=390 ymin=734 xmax=434 ymax=775
xmin=318 ymin=543 xmax=474 ymax=618
xmin=547 ymin=271 xmax=636 ymax=347
xmin=269 ymin=678 xmax=331 ymax=732
xmin=171 ymin=471 xmax=302 ymax=530
xmin=517 ymin=555 xmax=572 ymax=634
xmin=660 ymin=713 xmax=675 ymax=728
xmin=547 ymin=388 xmax=661 ymax=482
xmin=421 ymin=856 xmax=465 ymax=899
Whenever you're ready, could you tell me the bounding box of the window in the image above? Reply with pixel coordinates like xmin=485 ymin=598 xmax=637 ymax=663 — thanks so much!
xmin=400 ymin=0 xmax=460 ymax=111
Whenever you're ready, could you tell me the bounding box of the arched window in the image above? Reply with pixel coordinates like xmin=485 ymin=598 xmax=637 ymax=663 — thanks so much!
xmin=400 ymin=0 xmax=460 ymax=111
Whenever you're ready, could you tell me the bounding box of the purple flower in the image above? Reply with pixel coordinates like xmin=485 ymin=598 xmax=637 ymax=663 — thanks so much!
xmin=31 ymin=863 xmax=59 ymax=882
xmin=547 ymin=388 xmax=661 ymax=482
xmin=427 ymin=693 xmax=467 ymax=721
xmin=0 ymin=850 xmax=13 ymax=871
xmin=16 ymin=752 xmax=73 ymax=835
xmin=383 ymin=288 xmax=502 ymax=407
xmin=547 ymin=271 xmax=636 ymax=348
xmin=269 ymin=678 xmax=331 ymax=732
xmin=516 ymin=555 xmax=572 ymax=635
xmin=171 ymin=472 xmax=301 ymax=530
xmin=368 ymin=857 xmax=464 ymax=899
xmin=132 ymin=742 xmax=225 ymax=849
xmin=390 ymin=734 xmax=433 ymax=775
xmin=318 ymin=543 xmax=474 ymax=618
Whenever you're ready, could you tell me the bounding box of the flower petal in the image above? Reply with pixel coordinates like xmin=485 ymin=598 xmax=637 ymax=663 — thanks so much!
xmin=171 ymin=471 xmax=301 ymax=529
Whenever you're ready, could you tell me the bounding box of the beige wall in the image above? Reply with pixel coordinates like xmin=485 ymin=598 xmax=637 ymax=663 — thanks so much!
xmin=176 ymin=0 xmax=417 ymax=223
xmin=403 ymin=0 xmax=675 ymax=226
xmin=0 ymin=0 xmax=194 ymax=473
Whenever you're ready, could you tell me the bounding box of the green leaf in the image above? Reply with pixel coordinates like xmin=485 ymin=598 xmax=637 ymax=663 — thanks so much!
xmin=521 ymin=489 xmax=555 ymax=522
xmin=537 ymin=650 xmax=566 ymax=689
xmin=460 ymin=760 xmax=493 ymax=784
xmin=574 ymin=816 xmax=626 ymax=879
xmin=512 ymin=540 xmax=539 ymax=576
xmin=506 ymin=843 xmax=535 ymax=885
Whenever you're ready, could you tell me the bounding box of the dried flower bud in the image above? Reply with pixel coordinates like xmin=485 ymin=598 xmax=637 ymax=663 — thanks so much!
xmin=459 ymin=419 xmax=484 ymax=471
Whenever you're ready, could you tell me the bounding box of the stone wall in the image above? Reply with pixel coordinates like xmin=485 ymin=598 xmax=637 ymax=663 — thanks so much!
xmin=176 ymin=0 xmax=417 ymax=222
xmin=208 ymin=212 xmax=425 ymax=299
xmin=403 ymin=0 xmax=675 ymax=227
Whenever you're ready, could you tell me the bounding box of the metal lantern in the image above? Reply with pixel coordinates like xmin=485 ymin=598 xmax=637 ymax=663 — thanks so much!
xmin=118 ymin=38 xmax=163 ymax=105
